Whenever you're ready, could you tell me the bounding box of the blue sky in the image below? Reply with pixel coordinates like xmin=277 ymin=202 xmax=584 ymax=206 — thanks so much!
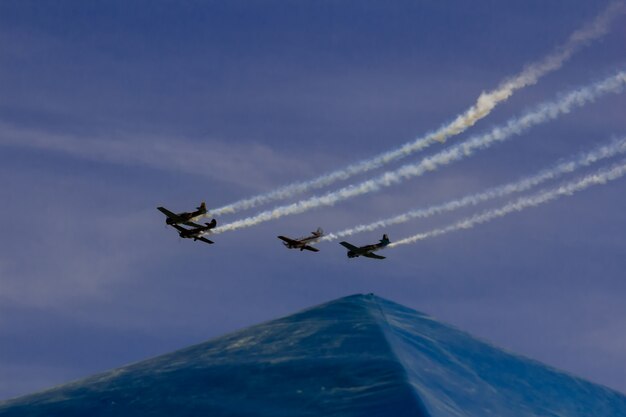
xmin=1 ymin=0 xmax=625 ymax=399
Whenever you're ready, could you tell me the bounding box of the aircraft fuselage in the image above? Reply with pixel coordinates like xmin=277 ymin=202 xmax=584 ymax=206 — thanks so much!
xmin=179 ymin=229 xmax=205 ymax=238
xmin=283 ymin=236 xmax=318 ymax=249
xmin=347 ymin=244 xmax=379 ymax=258
xmin=340 ymin=234 xmax=389 ymax=260
xmin=166 ymin=211 xmax=203 ymax=225
xmin=158 ymin=202 xmax=208 ymax=226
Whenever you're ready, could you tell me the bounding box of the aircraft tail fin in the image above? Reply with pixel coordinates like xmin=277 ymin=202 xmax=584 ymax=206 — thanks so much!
xmin=206 ymin=218 xmax=217 ymax=229
xmin=380 ymin=234 xmax=390 ymax=246
xmin=198 ymin=202 xmax=207 ymax=212
xmin=313 ymin=227 xmax=324 ymax=236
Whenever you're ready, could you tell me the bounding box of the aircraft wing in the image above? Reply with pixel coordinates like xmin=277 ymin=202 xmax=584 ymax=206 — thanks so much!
xmin=302 ymin=245 xmax=320 ymax=252
xmin=277 ymin=236 xmax=300 ymax=245
xmin=339 ymin=241 xmax=360 ymax=251
xmin=184 ymin=221 xmax=203 ymax=228
xmin=157 ymin=206 xmax=179 ymax=219
xmin=362 ymin=252 xmax=386 ymax=260
xmin=185 ymin=222 xmax=207 ymax=230
xmin=170 ymin=224 xmax=188 ymax=233
xmin=197 ymin=237 xmax=214 ymax=244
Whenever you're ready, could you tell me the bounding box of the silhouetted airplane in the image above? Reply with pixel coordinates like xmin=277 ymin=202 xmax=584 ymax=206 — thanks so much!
xmin=157 ymin=202 xmax=207 ymax=227
xmin=277 ymin=228 xmax=324 ymax=252
xmin=339 ymin=234 xmax=389 ymax=259
xmin=170 ymin=219 xmax=217 ymax=245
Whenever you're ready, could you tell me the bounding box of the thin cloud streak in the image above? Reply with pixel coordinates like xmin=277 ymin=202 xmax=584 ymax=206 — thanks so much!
xmin=0 ymin=125 xmax=306 ymax=190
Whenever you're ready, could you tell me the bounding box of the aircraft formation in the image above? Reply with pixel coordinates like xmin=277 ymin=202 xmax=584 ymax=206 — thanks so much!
xmin=155 ymin=5 xmax=626 ymax=261
xmin=157 ymin=203 xmax=218 ymax=245
xmin=158 ymin=203 xmax=390 ymax=259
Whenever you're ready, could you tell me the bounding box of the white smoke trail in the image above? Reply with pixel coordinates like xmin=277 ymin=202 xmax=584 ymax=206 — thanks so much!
xmin=389 ymin=159 xmax=626 ymax=247
xmin=322 ymin=136 xmax=626 ymax=241
xmin=209 ymin=1 xmax=626 ymax=217
xmin=213 ymin=71 xmax=626 ymax=234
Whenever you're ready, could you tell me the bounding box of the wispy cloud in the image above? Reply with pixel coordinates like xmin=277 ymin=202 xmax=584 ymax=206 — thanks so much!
xmin=0 ymin=207 xmax=155 ymax=308
xmin=0 ymin=123 xmax=313 ymax=191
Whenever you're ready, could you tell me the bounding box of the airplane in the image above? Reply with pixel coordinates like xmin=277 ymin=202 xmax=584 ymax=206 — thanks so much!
xmin=277 ymin=227 xmax=324 ymax=252
xmin=157 ymin=202 xmax=207 ymax=227
xmin=170 ymin=219 xmax=217 ymax=245
xmin=339 ymin=234 xmax=390 ymax=259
